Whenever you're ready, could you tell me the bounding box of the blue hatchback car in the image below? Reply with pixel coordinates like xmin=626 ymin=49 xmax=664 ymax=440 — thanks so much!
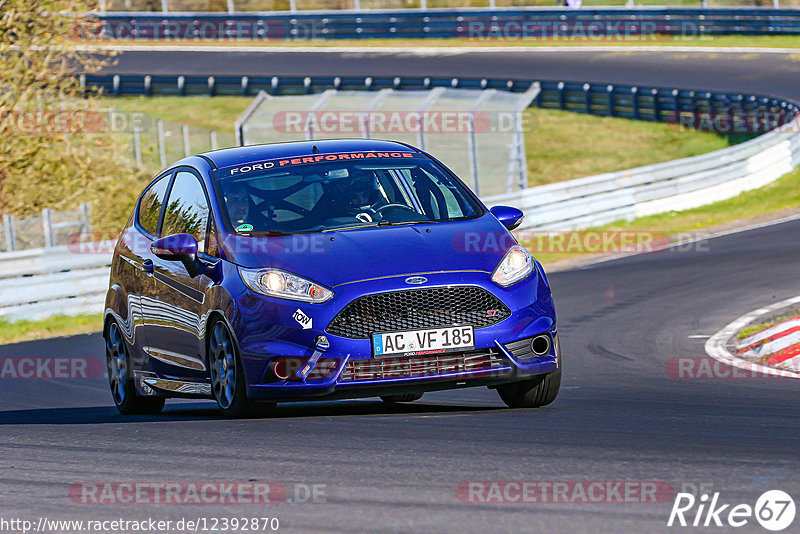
xmin=105 ymin=139 xmax=561 ymax=417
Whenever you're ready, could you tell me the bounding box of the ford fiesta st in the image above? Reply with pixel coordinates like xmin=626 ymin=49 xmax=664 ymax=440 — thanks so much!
xmin=104 ymin=139 xmax=561 ymax=417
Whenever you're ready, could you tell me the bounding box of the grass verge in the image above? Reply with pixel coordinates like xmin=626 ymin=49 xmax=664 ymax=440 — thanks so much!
xmin=101 ymin=96 xmax=731 ymax=186
xmin=0 ymin=314 xmax=103 ymax=346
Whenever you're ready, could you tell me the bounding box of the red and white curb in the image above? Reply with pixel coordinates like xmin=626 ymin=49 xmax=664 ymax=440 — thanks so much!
xmin=705 ymin=295 xmax=800 ymax=379
xmin=736 ymin=315 xmax=800 ymax=371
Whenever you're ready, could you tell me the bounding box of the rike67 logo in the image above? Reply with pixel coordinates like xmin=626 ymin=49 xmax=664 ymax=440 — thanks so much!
xmin=668 ymin=490 xmax=796 ymax=531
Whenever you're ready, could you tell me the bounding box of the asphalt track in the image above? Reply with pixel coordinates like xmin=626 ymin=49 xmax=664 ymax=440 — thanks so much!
xmin=100 ymin=47 xmax=800 ymax=102
xmin=1 ymin=48 xmax=800 ymax=532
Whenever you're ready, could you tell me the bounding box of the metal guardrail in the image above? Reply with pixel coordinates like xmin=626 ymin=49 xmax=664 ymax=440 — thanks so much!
xmin=0 ymin=244 xmax=113 ymax=322
xmin=83 ymin=74 xmax=800 ymax=121
xmin=485 ymin=115 xmax=800 ymax=229
xmin=92 ymin=8 xmax=800 ymax=39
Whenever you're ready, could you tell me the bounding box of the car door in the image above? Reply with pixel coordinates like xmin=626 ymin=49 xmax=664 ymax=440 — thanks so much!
xmin=140 ymin=169 xmax=215 ymax=380
xmin=115 ymin=171 xmax=173 ymax=360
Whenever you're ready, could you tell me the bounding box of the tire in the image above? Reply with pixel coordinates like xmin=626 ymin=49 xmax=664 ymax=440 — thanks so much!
xmin=496 ymin=347 xmax=561 ymax=409
xmin=380 ymin=393 xmax=424 ymax=403
xmin=208 ymin=318 xmax=275 ymax=418
xmin=105 ymin=320 xmax=165 ymax=415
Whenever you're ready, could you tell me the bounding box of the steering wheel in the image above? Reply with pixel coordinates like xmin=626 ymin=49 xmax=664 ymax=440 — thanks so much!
xmin=375 ymin=203 xmax=417 ymax=214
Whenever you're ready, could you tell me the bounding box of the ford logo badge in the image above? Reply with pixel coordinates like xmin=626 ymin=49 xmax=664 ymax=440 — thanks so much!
xmin=405 ymin=276 xmax=428 ymax=285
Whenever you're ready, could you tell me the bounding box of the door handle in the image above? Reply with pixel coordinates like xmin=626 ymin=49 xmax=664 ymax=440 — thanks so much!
xmin=141 ymin=259 xmax=154 ymax=274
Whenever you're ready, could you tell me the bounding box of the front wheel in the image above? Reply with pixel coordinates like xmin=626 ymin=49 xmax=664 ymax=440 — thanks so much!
xmin=105 ymin=320 xmax=165 ymax=415
xmin=496 ymin=346 xmax=561 ymax=409
xmin=208 ymin=318 xmax=274 ymax=418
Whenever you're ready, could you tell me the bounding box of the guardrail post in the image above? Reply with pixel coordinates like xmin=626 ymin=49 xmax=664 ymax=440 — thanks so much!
xmin=3 ymin=214 xmax=15 ymax=252
xmin=42 ymin=209 xmax=54 ymax=248
xmin=182 ymin=124 xmax=191 ymax=157
xmin=607 ymin=85 xmax=615 ymax=117
xmin=354 ymin=0 xmax=361 ymax=9
xmin=558 ymin=82 xmax=566 ymax=110
xmin=420 ymin=0 xmax=426 ymax=8
xmin=489 ymin=0 xmax=496 ymax=7
xmin=112 ymin=74 xmax=120 ymax=97
xmin=227 ymin=0 xmax=235 ymax=13
xmin=80 ymin=203 xmax=92 ymax=234
xmin=177 ymin=76 xmax=185 ymax=97
xmin=289 ymin=0 xmax=297 ymax=12
xmin=652 ymin=88 xmax=661 ymax=121
xmin=211 ymin=130 xmax=219 ymax=151
xmin=157 ymin=119 xmax=167 ymax=168
xmin=144 ymin=75 xmax=152 ymax=97
xmin=161 ymin=0 xmax=169 ymax=12
xmin=241 ymin=76 xmax=249 ymax=96
xmin=583 ymin=83 xmax=591 ymax=114
xmin=208 ymin=76 xmax=216 ymax=97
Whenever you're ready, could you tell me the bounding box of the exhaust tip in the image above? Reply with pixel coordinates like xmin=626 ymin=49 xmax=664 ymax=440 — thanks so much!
xmin=530 ymin=334 xmax=552 ymax=357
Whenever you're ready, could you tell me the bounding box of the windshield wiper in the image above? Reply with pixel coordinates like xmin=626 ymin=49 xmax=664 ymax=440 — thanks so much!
xmin=322 ymin=220 xmax=431 ymax=233
xmin=322 ymin=222 xmax=384 ymax=233
xmin=235 ymin=230 xmax=296 ymax=237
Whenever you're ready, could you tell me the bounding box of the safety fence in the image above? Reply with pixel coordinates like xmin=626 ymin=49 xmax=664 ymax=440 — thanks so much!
xmin=1 ymin=205 xmax=92 ymax=252
xmin=109 ymin=108 xmax=236 ymax=170
xmin=235 ymin=86 xmax=539 ymax=196
xmin=90 ymin=8 xmax=800 ymax=39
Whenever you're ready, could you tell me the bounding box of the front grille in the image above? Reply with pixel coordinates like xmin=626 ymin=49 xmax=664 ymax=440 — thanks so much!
xmin=326 ymin=286 xmax=510 ymax=339
xmin=340 ymin=350 xmax=504 ymax=382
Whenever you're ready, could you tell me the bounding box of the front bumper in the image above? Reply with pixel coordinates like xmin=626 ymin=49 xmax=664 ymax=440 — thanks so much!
xmin=230 ymin=267 xmax=558 ymax=401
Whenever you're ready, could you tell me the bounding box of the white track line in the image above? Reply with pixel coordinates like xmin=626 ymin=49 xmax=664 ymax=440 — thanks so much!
xmin=705 ymin=295 xmax=800 ymax=379
xmin=76 ymin=44 xmax=800 ymax=55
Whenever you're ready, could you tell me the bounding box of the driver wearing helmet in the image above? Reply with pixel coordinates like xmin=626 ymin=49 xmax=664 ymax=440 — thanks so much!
xmin=345 ymin=172 xmax=382 ymax=219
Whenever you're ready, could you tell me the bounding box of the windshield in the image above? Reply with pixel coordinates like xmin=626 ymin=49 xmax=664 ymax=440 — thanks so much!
xmin=213 ymin=152 xmax=483 ymax=235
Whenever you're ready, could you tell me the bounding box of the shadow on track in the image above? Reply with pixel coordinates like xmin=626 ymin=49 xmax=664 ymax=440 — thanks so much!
xmin=0 ymin=400 xmax=503 ymax=425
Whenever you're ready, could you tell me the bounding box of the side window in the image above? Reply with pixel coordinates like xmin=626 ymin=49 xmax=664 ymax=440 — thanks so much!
xmin=162 ymin=171 xmax=210 ymax=254
xmin=137 ymin=174 xmax=171 ymax=236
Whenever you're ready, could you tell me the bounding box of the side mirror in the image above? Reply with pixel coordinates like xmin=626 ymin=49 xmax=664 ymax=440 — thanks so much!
xmin=151 ymin=233 xmax=198 ymax=265
xmin=490 ymin=206 xmax=525 ymax=231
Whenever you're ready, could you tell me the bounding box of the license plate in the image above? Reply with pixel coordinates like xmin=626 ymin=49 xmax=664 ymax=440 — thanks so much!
xmin=372 ymin=325 xmax=474 ymax=358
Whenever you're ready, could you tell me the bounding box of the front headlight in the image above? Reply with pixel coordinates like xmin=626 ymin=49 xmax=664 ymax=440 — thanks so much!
xmin=238 ymin=267 xmax=333 ymax=303
xmin=491 ymin=244 xmax=534 ymax=287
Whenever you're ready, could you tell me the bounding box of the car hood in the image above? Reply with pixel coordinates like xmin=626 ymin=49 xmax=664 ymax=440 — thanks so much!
xmin=221 ymin=212 xmax=514 ymax=288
